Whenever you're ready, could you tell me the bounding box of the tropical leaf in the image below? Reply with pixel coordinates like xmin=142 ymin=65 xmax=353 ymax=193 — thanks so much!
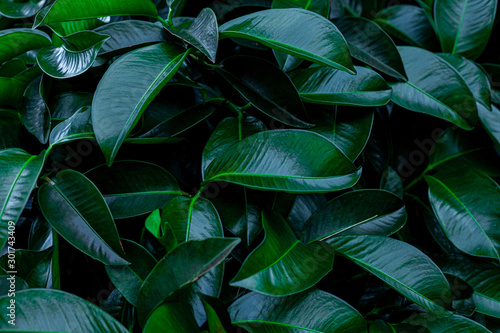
xmin=21 ymin=75 xmax=51 ymax=143
xmin=0 ymin=0 xmax=46 ymax=19
xmin=49 ymin=106 xmax=94 ymax=145
xmin=404 ymin=313 xmax=491 ymax=332
xmin=0 ymin=247 xmax=53 ymax=288
xmin=0 ymin=28 xmax=51 ymax=64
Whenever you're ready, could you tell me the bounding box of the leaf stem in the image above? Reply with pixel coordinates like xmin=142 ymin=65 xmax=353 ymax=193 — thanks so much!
xmin=403 ymin=169 xmax=428 ymax=192
xmin=185 ymin=186 xmax=204 ymax=242
xmin=157 ymin=15 xmax=170 ymax=28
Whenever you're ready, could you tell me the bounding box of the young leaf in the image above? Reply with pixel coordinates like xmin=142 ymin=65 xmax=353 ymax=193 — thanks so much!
xmin=328 ymin=235 xmax=453 ymax=316
xmin=166 ymin=8 xmax=218 ymax=62
xmin=136 ymin=238 xmax=240 ymax=326
xmin=37 ymin=31 xmax=109 ymax=78
xmin=334 ymin=17 xmax=408 ymax=81
xmin=390 ymin=46 xmax=478 ymax=129
xmin=426 ymin=167 xmax=500 ymax=261
xmin=92 ymin=43 xmax=190 ymax=166
xmin=0 ymin=289 xmax=129 ymax=332
xmin=0 ymin=247 xmax=53 ymax=288
xmin=301 ymin=189 xmax=406 ymax=243
xmin=21 ymin=75 xmax=51 ymax=143
xmin=38 ymin=170 xmax=129 ymax=265
xmin=219 ymin=8 xmax=355 ymax=73
xmin=230 ymin=210 xmax=334 ymax=295
xmin=229 ymin=290 xmax=367 ymax=333
xmin=0 ymin=28 xmax=51 ymax=64
xmin=204 ymin=129 xmax=362 ymax=193
xmin=289 ymin=66 xmax=392 ymax=107
xmin=0 ymin=0 xmax=46 ymax=19
xmin=434 ymin=0 xmax=497 ymax=59
xmin=85 ymin=161 xmax=181 ymax=219
xmin=34 ymin=0 xmax=158 ymax=28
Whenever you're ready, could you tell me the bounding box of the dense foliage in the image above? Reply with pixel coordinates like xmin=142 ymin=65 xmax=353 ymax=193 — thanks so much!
xmin=1 ymin=0 xmax=500 ymax=331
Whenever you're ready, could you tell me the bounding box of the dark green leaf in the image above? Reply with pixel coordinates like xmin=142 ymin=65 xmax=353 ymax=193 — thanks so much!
xmin=404 ymin=313 xmax=491 ymax=332
xmin=0 ymin=0 xmax=46 ymax=19
xmin=0 ymin=58 xmax=26 ymax=77
xmin=479 ymin=104 xmax=500 ymax=150
xmin=85 ymin=160 xmax=181 ymax=219
xmin=229 ymin=289 xmax=367 ymax=333
xmin=230 ymin=210 xmax=334 ymax=295
xmin=271 ymin=0 xmax=330 ymax=17
xmin=434 ymin=0 xmax=497 ymax=59
xmin=92 ymin=43 xmax=189 ymax=166
xmin=0 ymin=289 xmax=129 ymax=332
xmin=21 ymin=75 xmax=51 ymax=143
xmin=301 ymin=189 xmax=406 ymax=243
xmin=0 ymin=65 xmax=42 ymax=107
xmin=289 ymin=65 xmax=391 ymax=107
xmin=0 ymin=275 xmax=28 ymax=296
xmin=47 ymin=18 xmax=107 ymax=37
xmin=37 ymin=31 xmax=109 ymax=78
xmin=0 ymin=28 xmax=51 ymax=64
xmin=219 ymin=8 xmax=355 ymax=73
xmin=202 ymin=296 xmax=231 ymax=333
xmin=143 ymin=302 xmax=200 ymax=333
xmin=28 ymin=216 xmax=53 ymax=251
xmin=0 ymin=110 xmax=22 ymax=149
xmin=381 ymin=166 xmax=404 ymax=198
xmin=335 ymin=17 xmax=407 ymax=81
xmin=204 ymin=130 xmax=362 ymax=193
xmin=49 ymin=106 xmax=94 ymax=145
xmin=38 ymin=169 xmax=129 ymax=265
xmin=50 ymin=91 xmax=93 ymax=118
xmin=0 ymin=247 xmax=53 ymax=288
xmin=329 ymin=235 xmax=453 ymax=316
xmin=390 ymin=46 xmax=477 ymax=129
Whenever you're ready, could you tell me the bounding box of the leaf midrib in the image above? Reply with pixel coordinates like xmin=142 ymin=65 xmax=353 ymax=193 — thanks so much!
xmin=451 ymin=0 xmax=468 ymax=54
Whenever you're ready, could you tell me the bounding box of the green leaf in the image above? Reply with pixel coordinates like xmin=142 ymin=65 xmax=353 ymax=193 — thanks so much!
xmin=271 ymin=0 xmax=329 ymax=16
xmin=105 ymin=239 xmax=157 ymax=307
xmin=202 ymin=116 xmax=267 ymax=178
xmin=95 ymin=20 xmax=166 ymax=57
xmin=0 ymin=28 xmax=51 ymax=64
xmin=0 ymin=58 xmax=26 ymax=77
xmin=37 ymin=31 xmax=109 ymax=78
xmin=0 ymin=65 xmax=42 ymax=107
xmin=328 ymin=235 xmax=453 ymax=316
xmin=482 ymin=63 xmax=500 ymax=105
xmin=167 ymin=8 xmax=218 ymax=62
xmin=202 ymin=296 xmax=231 ymax=333
xmin=229 ymin=289 xmax=367 ymax=333
xmin=0 ymin=149 xmax=45 ymax=249
xmin=28 ymin=216 xmax=53 ymax=251
xmin=334 ymin=17 xmax=408 ymax=81
xmin=289 ymin=65 xmax=392 ymax=107
xmin=38 ymin=169 xmax=129 ymax=265
xmin=230 ymin=210 xmax=334 ymax=295
xmin=0 ymin=247 xmax=53 ymax=288
xmin=143 ymin=301 xmax=200 ymax=333
xmin=136 ymin=238 xmax=240 ymax=325
xmin=49 ymin=106 xmax=94 ymax=145
xmin=404 ymin=313 xmax=491 ymax=332
xmin=0 ymin=0 xmax=46 ymax=19
xmin=434 ymin=0 xmax=497 ymax=59
xmin=438 ymin=53 xmax=491 ymax=110
xmin=390 ymin=46 xmax=477 ymax=130
xmin=0 ymin=289 xmax=129 ymax=332
xmin=21 ymin=75 xmax=51 ymax=143
xmin=219 ymin=8 xmax=355 ymax=73
xmin=50 ymin=91 xmax=92 ymax=118
xmin=34 ymin=0 xmax=158 ymax=28
xmin=374 ymin=5 xmax=438 ymax=50
xmin=0 ymin=275 xmax=28 ymax=296
xmin=47 ymin=18 xmax=107 ymax=37
xmin=92 ymin=43 xmax=189 ymax=166
xmin=301 ymin=189 xmax=406 ymax=243
xmin=426 ymin=167 xmax=500 ymax=261
xmin=479 ymin=104 xmax=500 ymax=150
xmin=85 ymin=160 xmax=181 ymax=219
xmin=204 ymin=129 xmax=361 ymax=193
xmin=0 ymin=109 xmax=22 ymax=149
xmin=215 ymin=56 xmax=312 ymax=128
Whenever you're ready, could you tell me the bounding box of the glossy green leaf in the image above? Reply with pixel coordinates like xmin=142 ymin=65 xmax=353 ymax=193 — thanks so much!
xmin=219 ymin=8 xmax=355 ymax=73
xmin=216 ymin=56 xmax=312 ymax=128
xmin=0 ymin=109 xmax=22 ymax=149
xmin=230 ymin=210 xmax=334 ymax=295
xmin=0 ymin=275 xmax=28 ymax=296
xmin=329 ymin=235 xmax=453 ymax=316
xmin=0 ymin=65 xmax=41 ymax=107
xmin=50 ymin=91 xmax=93 ymax=118
xmin=204 ymin=130 xmax=362 ymax=193
xmin=271 ymin=0 xmax=329 ymax=16
xmin=479 ymin=104 xmax=500 ymax=150
xmin=92 ymin=43 xmax=189 ymax=166
xmin=95 ymin=20 xmax=166 ymax=56
xmin=0 ymin=289 xmax=129 ymax=332
xmin=482 ymin=63 xmax=500 ymax=105
xmin=105 ymin=239 xmax=157 ymax=307
xmin=28 ymin=216 xmax=53 ymax=251
xmin=381 ymin=166 xmax=404 ymax=198
xmin=426 ymin=167 xmax=500 ymax=261
xmin=0 ymin=0 xmax=46 ymax=19
xmin=0 ymin=247 xmax=53 ymax=288
xmin=404 ymin=313 xmax=491 ymax=332
xmin=21 ymin=75 xmax=50 ymax=143
xmin=85 ymin=160 xmax=181 ymax=219
xmin=137 ymin=238 xmax=240 ymax=325
xmin=434 ymin=0 xmax=497 ymax=59
xmin=0 ymin=58 xmax=26 ymax=77
xmin=202 ymin=116 xmax=266 ymax=178
xmin=334 ymin=17 xmax=407 ymax=81
xmin=374 ymin=5 xmax=438 ymax=50
xmin=37 ymin=31 xmax=109 ymax=79
xmin=38 ymin=169 xmax=128 ymax=265
xmin=47 ymin=18 xmax=107 ymax=37
xmin=438 ymin=53 xmax=491 ymax=110
xmin=49 ymin=106 xmax=94 ymax=145
xmin=290 ymin=65 xmax=391 ymax=107
xmin=0 ymin=149 xmax=45 ymax=249
xmin=301 ymin=189 xmax=406 ymax=243
xmin=143 ymin=302 xmax=200 ymax=333
xmin=229 ymin=289 xmax=367 ymax=333
xmin=34 ymin=0 xmax=158 ymax=28
xmin=202 ymin=296 xmax=231 ymax=333
xmin=0 ymin=28 xmax=51 ymax=64
xmin=167 ymin=8 xmax=218 ymax=62
xmin=273 ymin=50 xmax=303 ymax=72
xmin=390 ymin=46 xmax=477 ymax=129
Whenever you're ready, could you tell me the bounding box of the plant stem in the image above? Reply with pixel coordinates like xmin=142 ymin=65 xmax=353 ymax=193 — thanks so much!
xmin=157 ymin=15 xmax=170 ymax=28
